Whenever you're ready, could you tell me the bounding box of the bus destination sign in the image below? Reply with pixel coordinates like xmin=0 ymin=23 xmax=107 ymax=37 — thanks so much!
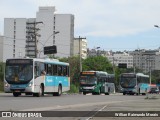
xmin=121 ymin=74 xmax=136 ymax=78
xmin=7 ymin=59 xmax=32 ymax=64
xmin=81 ymin=72 xmax=96 ymax=76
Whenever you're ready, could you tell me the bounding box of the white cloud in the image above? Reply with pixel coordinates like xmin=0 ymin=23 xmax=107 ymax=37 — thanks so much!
xmin=1 ymin=0 xmax=160 ymax=37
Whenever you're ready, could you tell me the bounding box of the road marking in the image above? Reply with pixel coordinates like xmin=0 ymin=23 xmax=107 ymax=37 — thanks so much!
xmin=84 ymin=105 xmax=108 ymax=120
xmin=21 ymin=99 xmax=143 ymax=111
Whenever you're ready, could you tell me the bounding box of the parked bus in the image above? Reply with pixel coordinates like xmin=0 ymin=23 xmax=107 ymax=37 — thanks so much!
xmin=119 ymin=73 xmax=149 ymax=95
xmin=79 ymin=71 xmax=115 ymax=95
xmin=4 ymin=58 xmax=70 ymax=97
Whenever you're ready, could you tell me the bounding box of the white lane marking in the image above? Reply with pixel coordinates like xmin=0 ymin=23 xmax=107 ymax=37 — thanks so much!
xmin=21 ymin=99 xmax=143 ymax=111
xmin=85 ymin=105 xmax=108 ymax=120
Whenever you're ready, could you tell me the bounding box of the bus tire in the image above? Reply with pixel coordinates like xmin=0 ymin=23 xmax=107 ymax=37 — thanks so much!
xmin=136 ymin=89 xmax=140 ymax=96
xmin=97 ymin=89 xmax=101 ymax=95
xmin=123 ymin=93 xmax=126 ymax=95
xmin=105 ymin=93 xmax=109 ymax=95
xmin=13 ymin=92 xmax=20 ymax=97
xmin=57 ymin=85 xmax=62 ymax=96
xmin=53 ymin=85 xmax=62 ymax=96
xmin=33 ymin=93 xmax=37 ymax=97
xmin=36 ymin=85 xmax=44 ymax=97
xmin=83 ymin=92 xmax=86 ymax=95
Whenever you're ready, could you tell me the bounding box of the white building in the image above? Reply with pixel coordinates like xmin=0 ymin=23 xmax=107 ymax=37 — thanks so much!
xmin=87 ymin=48 xmax=107 ymax=57
xmin=36 ymin=6 xmax=74 ymax=58
xmin=2 ymin=6 xmax=74 ymax=62
xmin=74 ymin=38 xmax=87 ymax=59
xmin=3 ymin=18 xmax=26 ymax=62
xmin=107 ymin=52 xmax=133 ymax=68
xmin=131 ymin=49 xmax=160 ymax=73
xmin=54 ymin=14 xmax=74 ymax=58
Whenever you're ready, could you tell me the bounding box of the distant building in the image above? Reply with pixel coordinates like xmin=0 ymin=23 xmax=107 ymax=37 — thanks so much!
xmin=87 ymin=48 xmax=107 ymax=57
xmin=1 ymin=6 xmax=74 ymax=62
xmin=74 ymin=38 xmax=87 ymax=59
xmin=131 ymin=49 xmax=160 ymax=73
xmin=107 ymin=52 xmax=133 ymax=68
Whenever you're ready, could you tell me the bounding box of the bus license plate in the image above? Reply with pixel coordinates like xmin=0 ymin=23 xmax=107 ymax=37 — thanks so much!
xmin=14 ymin=90 xmax=20 ymax=92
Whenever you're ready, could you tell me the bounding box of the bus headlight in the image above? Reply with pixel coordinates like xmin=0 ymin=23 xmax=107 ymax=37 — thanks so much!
xmin=5 ymin=83 xmax=10 ymax=87
xmin=28 ymin=82 xmax=33 ymax=87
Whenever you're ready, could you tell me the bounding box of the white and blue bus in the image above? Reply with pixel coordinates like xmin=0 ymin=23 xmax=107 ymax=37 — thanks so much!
xmin=119 ymin=73 xmax=149 ymax=95
xmin=4 ymin=58 xmax=70 ymax=97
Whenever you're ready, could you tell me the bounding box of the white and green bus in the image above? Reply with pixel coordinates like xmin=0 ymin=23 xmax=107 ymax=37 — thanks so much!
xmin=119 ymin=73 xmax=149 ymax=95
xmin=4 ymin=58 xmax=70 ymax=97
xmin=79 ymin=71 xmax=115 ymax=95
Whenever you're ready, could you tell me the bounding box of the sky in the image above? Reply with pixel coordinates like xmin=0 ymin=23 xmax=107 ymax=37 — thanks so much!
xmin=1 ymin=0 xmax=160 ymax=51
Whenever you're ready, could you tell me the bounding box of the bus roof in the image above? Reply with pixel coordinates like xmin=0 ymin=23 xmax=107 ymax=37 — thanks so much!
xmin=6 ymin=58 xmax=69 ymax=66
xmin=81 ymin=71 xmax=115 ymax=76
xmin=121 ymin=73 xmax=149 ymax=77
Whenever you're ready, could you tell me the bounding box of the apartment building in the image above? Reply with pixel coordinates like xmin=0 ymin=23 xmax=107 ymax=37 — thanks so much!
xmin=2 ymin=6 xmax=74 ymax=62
xmin=3 ymin=18 xmax=26 ymax=62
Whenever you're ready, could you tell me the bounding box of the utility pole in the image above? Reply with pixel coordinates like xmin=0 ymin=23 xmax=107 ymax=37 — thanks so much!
xmin=26 ymin=21 xmax=43 ymax=58
xmin=143 ymin=52 xmax=155 ymax=84
xmin=77 ymin=36 xmax=86 ymax=72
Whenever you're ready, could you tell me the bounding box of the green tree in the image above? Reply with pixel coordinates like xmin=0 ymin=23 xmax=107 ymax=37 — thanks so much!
xmin=59 ymin=56 xmax=80 ymax=92
xmin=150 ymin=70 xmax=160 ymax=84
xmin=0 ymin=62 xmax=5 ymax=92
xmin=82 ymin=56 xmax=113 ymax=73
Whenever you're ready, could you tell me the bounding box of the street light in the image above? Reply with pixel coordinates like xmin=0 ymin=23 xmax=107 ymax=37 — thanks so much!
xmin=53 ymin=31 xmax=60 ymax=44
xmin=154 ymin=25 xmax=159 ymax=28
xmin=38 ymin=31 xmax=60 ymax=57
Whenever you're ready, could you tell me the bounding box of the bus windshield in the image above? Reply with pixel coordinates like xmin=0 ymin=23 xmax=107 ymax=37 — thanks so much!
xmin=80 ymin=76 xmax=97 ymax=85
xmin=5 ymin=59 xmax=33 ymax=84
xmin=120 ymin=77 xmax=136 ymax=88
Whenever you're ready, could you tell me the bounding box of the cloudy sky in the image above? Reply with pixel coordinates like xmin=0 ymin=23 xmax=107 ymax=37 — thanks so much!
xmin=1 ymin=0 xmax=160 ymax=51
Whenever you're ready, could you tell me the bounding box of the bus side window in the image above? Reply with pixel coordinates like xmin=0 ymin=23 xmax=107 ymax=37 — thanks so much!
xmin=137 ymin=76 xmax=140 ymax=84
xmin=34 ymin=62 xmax=40 ymax=78
xmin=67 ymin=66 xmax=70 ymax=77
xmin=39 ymin=62 xmax=45 ymax=76
xmin=53 ymin=65 xmax=58 ymax=75
xmin=58 ymin=66 xmax=62 ymax=76
xmin=98 ymin=77 xmax=102 ymax=83
xmin=63 ymin=66 xmax=67 ymax=76
xmin=47 ymin=64 xmax=52 ymax=75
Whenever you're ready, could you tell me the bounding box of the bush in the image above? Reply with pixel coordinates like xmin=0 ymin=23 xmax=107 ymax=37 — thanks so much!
xmin=67 ymin=84 xmax=79 ymax=93
xmin=0 ymin=73 xmax=4 ymax=92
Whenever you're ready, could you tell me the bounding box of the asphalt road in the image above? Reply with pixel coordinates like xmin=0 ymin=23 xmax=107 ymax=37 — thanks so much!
xmin=0 ymin=93 xmax=160 ymax=120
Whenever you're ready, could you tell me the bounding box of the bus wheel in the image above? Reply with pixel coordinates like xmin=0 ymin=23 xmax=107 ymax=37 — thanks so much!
xmin=123 ymin=93 xmax=126 ymax=95
xmin=83 ymin=92 xmax=86 ymax=95
xmin=53 ymin=85 xmax=62 ymax=96
xmin=97 ymin=89 xmax=101 ymax=95
xmin=36 ymin=85 xmax=44 ymax=97
xmin=13 ymin=92 xmax=20 ymax=97
xmin=105 ymin=93 xmax=109 ymax=95
xmin=136 ymin=89 xmax=140 ymax=95
xmin=57 ymin=85 xmax=62 ymax=96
